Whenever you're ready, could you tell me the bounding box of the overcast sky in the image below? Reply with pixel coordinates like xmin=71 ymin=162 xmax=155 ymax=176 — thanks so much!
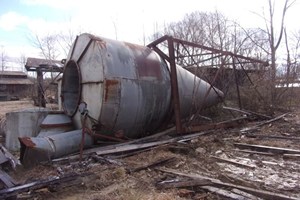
xmin=0 ymin=0 xmax=300 ymax=60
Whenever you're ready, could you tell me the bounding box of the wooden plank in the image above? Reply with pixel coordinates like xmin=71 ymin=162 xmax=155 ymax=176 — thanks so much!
xmin=241 ymin=114 xmax=287 ymax=132
xmin=95 ymin=130 xmax=212 ymax=156
xmin=89 ymin=126 xmax=176 ymax=155
xmin=256 ymin=113 xmax=287 ymax=125
xmin=235 ymin=156 xmax=278 ymax=166
xmin=210 ymin=156 xmax=256 ymax=169
xmin=245 ymin=134 xmax=300 ymax=141
xmin=95 ymin=139 xmax=175 ymax=156
xmin=0 ymin=173 xmax=83 ymax=199
xmin=52 ymin=130 xmax=213 ymax=163
xmin=223 ymin=106 xmax=272 ymax=119
xmin=99 ymin=131 xmax=210 ymax=156
xmin=91 ymin=155 xmax=123 ymax=166
xmin=130 ymin=157 xmax=175 ymax=173
xmin=233 ymin=149 xmax=275 ymax=156
xmin=201 ymin=186 xmax=248 ymax=200
xmin=186 ymin=116 xmax=247 ymax=133
xmin=234 ymin=143 xmax=300 ymax=154
xmin=159 ymin=168 xmax=298 ymax=200
xmin=156 ymin=179 xmax=212 ymax=189
xmin=108 ymin=148 xmax=153 ymax=159
xmin=0 ymin=169 xmax=16 ymax=188
xmin=231 ymin=188 xmax=262 ymax=200
xmin=283 ymin=154 xmax=300 ymax=159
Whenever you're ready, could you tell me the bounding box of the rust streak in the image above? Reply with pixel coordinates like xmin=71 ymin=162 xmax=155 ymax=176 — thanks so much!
xmin=124 ymin=42 xmax=163 ymax=80
xmin=40 ymin=123 xmax=73 ymax=128
xmin=104 ymin=79 xmax=119 ymax=102
xmin=97 ymin=40 xmax=107 ymax=49
xmin=136 ymin=55 xmax=162 ymax=79
xmin=19 ymin=137 xmax=36 ymax=147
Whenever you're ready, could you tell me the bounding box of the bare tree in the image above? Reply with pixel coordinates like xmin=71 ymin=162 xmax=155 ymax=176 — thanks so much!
xmin=18 ymin=53 xmax=27 ymax=72
xmin=161 ymin=11 xmax=227 ymax=67
xmin=149 ymin=10 xmax=274 ymax=112
xmin=263 ymin=0 xmax=295 ymax=106
xmin=31 ymin=33 xmax=60 ymax=60
xmin=158 ymin=11 xmax=263 ymax=69
xmin=237 ymin=0 xmax=296 ymax=110
xmin=57 ymin=29 xmax=79 ymax=57
xmin=290 ymin=30 xmax=300 ymax=79
xmin=0 ymin=45 xmax=8 ymax=71
xmin=29 ymin=29 xmax=79 ymax=107
xmin=30 ymin=27 xmax=82 ymax=61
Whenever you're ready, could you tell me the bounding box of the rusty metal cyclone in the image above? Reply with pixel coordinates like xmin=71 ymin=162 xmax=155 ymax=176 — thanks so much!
xmin=61 ymin=33 xmax=224 ymax=139
xmin=18 ymin=34 xmax=224 ymax=167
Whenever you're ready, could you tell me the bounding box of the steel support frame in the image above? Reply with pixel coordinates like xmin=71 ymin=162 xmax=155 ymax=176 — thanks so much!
xmin=167 ymin=37 xmax=183 ymax=133
xmin=148 ymin=36 xmax=183 ymax=134
xmin=147 ymin=35 xmax=269 ymax=134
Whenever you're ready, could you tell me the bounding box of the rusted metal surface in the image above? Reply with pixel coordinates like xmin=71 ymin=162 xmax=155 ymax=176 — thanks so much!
xmin=168 ymin=37 xmax=183 ymax=133
xmin=171 ymin=37 xmax=268 ymax=66
xmin=125 ymin=43 xmax=163 ymax=80
xmin=61 ymin=33 xmax=223 ymax=138
xmin=18 ymin=137 xmax=36 ymax=147
xmin=104 ymin=79 xmax=120 ymax=102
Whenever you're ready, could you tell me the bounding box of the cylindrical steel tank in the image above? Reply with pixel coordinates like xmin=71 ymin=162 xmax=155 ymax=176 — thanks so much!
xmin=61 ymin=33 xmax=223 ymax=138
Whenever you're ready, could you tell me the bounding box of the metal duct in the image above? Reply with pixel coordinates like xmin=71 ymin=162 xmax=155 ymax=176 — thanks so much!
xmin=19 ymin=129 xmax=93 ymax=167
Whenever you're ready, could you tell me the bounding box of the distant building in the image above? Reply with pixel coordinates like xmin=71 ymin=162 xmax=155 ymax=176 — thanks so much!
xmin=0 ymin=71 xmax=33 ymax=101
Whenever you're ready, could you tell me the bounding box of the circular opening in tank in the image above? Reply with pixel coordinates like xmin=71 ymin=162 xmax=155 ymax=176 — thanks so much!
xmin=61 ymin=60 xmax=81 ymax=116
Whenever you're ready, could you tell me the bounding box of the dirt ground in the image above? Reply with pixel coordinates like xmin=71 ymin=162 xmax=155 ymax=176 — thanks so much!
xmin=1 ymin=101 xmax=300 ymax=199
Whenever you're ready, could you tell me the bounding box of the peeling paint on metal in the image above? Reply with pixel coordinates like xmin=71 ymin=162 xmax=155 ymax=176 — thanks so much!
xmin=125 ymin=42 xmax=162 ymax=80
xmin=96 ymin=40 xmax=106 ymax=49
xmin=18 ymin=137 xmax=36 ymax=147
xmin=104 ymin=79 xmax=120 ymax=102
